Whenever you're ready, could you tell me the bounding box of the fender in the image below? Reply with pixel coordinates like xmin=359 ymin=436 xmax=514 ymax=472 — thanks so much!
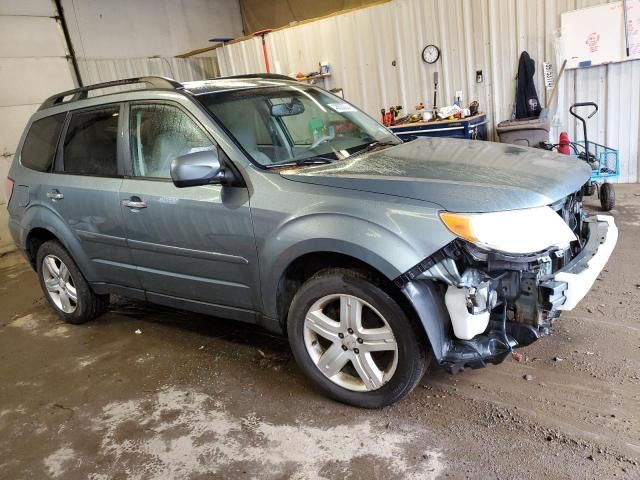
xmin=18 ymin=202 xmax=98 ymax=281
xmin=401 ymin=280 xmax=451 ymax=362
xmin=259 ymin=212 xmax=427 ymax=319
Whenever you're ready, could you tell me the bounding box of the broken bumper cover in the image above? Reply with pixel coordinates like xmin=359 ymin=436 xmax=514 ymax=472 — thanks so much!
xmin=553 ymin=215 xmax=617 ymax=310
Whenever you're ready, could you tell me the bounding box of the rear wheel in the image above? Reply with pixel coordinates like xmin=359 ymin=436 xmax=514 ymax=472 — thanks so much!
xmin=287 ymin=268 xmax=429 ymax=408
xmin=36 ymin=240 xmax=109 ymax=324
xmin=600 ymin=182 xmax=615 ymax=211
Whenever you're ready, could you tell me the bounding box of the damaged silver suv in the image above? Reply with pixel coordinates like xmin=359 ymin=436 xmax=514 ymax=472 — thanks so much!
xmin=6 ymin=75 xmax=617 ymax=408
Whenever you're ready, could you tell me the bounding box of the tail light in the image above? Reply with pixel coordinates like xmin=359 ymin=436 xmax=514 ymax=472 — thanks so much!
xmin=4 ymin=178 xmax=14 ymax=205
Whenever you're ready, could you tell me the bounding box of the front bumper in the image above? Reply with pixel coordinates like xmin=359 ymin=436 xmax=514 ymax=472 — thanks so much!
xmin=553 ymin=215 xmax=617 ymax=310
xmin=402 ymin=214 xmax=618 ymax=373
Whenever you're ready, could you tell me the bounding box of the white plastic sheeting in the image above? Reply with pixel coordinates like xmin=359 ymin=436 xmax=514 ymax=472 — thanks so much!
xmin=78 ymin=57 xmax=219 ymax=85
xmin=218 ymin=0 xmax=640 ymax=183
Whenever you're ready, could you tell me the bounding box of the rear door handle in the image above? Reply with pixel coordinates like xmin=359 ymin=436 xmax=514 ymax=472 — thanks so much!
xmin=46 ymin=189 xmax=64 ymax=200
xmin=121 ymin=197 xmax=147 ymax=209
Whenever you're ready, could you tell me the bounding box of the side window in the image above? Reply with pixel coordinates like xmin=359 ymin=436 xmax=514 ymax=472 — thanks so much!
xmin=63 ymin=106 xmax=119 ymax=176
xmin=20 ymin=113 xmax=66 ymax=172
xmin=129 ymin=104 xmax=215 ymax=178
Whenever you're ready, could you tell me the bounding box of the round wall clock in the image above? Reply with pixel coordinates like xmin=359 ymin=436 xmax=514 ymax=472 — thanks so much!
xmin=421 ymin=44 xmax=440 ymax=64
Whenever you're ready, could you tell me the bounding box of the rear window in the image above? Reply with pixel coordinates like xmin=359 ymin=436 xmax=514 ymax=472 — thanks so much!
xmin=63 ymin=106 xmax=119 ymax=176
xmin=20 ymin=113 xmax=66 ymax=172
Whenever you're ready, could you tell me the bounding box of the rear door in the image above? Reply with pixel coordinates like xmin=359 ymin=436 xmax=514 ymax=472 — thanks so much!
xmin=47 ymin=104 xmax=141 ymax=292
xmin=119 ymin=101 xmax=259 ymax=316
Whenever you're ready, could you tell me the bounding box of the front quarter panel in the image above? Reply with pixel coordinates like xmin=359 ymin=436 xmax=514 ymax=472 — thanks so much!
xmin=247 ymin=169 xmax=456 ymax=319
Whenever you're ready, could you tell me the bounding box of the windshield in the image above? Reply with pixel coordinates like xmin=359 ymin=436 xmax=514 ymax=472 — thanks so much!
xmin=197 ymin=85 xmax=398 ymax=167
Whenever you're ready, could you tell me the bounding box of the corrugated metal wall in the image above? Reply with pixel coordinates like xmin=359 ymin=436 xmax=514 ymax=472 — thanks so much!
xmin=218 ymin=0 xmax=640 ymax=183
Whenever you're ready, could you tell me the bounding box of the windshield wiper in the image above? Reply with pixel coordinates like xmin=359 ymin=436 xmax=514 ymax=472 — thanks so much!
xmin=295 ymin=156 xmax=336 ymax=165
xmin=352 ymin=140 xmax=400 ymax=157
xmin=265 ymin=156 xmax=336 ymax=169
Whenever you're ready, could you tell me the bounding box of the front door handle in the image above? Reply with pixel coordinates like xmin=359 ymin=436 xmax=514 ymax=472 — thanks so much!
xmin=46 ymin=189 xmax=64 ymax=200
xmin=121 ymin=197 xmax=147 ymax=209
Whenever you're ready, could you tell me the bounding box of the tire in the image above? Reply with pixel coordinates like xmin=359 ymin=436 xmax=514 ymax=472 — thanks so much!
xmin=600 ymin=182 xmax=615 ymax=211
xmin=36 ymin=240 xmax=109 ymax=324
xmin=287 ymin=268 xmax=430 ymax=408
xmin=582 ymin=182 xmax=596 ymax=197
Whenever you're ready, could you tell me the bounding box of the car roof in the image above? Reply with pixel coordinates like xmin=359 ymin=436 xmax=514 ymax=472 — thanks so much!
xmin=38 ymin=74 xmax=300 ymax=112
xmin=182 ymin=74 xmax=300 ymax=96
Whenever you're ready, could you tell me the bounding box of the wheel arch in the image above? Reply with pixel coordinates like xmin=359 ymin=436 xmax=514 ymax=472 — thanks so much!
xmin=271 ymin=249 xmax=428 ymax=339
xmin=25 ymin=227 xmax=57 ymax=269
xmin=259 ymin=212 xmax=429 ymax=315
xmin=269 ymin=248 xmax=452 ymax=365
xmin=21 ymin=205 xmax=96 ymax=279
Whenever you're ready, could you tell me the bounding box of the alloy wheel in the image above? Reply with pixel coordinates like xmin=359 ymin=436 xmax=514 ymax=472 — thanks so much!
xmin=303 ymin=294 xmax=398 ymax=392
xmin=42 ymin=254 xmax=78 ymax=313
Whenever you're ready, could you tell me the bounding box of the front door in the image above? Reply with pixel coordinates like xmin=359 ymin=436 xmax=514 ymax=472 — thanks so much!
xmin=120 ymin=102 xmax=259 ymax=316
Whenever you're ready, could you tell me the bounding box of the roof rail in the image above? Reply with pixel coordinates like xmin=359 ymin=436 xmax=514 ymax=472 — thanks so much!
xmin=38 ymin=76 xmax=183 ymax=111
xmin=223 ymin=73 xmax=295 ymax=82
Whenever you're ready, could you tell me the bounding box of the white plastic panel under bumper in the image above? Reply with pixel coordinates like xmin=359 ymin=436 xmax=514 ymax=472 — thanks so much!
xmin=554 ymin=215 xmax=618 ymax=311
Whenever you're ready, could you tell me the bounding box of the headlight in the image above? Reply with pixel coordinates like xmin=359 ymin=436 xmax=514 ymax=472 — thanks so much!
xmin=439 ymin=206 xmax=576 ymax=254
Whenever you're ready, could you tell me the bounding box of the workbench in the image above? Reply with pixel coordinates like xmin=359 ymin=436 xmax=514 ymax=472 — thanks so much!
xmin=389 ymin=113 xmax=488 ymax=141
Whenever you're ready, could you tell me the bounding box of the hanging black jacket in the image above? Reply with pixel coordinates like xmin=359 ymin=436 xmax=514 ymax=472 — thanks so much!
xmin=515 ymin=51 xmax=541 ymax=119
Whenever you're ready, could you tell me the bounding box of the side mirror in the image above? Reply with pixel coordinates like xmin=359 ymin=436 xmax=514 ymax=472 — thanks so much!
xmin=170 ymin=149 xmax=226 ymax=188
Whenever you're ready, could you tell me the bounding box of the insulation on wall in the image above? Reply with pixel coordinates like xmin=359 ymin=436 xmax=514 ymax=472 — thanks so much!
xmin=218 ymin=0 xmax=640 ymax=183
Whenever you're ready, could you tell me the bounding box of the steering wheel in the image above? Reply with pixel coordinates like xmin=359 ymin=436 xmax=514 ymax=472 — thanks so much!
xmin=308 ymin=134 xmax=334 ymax=150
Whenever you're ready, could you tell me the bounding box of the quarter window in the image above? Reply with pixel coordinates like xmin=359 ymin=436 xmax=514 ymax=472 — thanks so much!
xmin=63 ymin=106 xmax=120 ymax=176
xmin=20 ymin=113 xmax=66 ymax=172
xmin=129 ymin=104 xmax=215 ymax=179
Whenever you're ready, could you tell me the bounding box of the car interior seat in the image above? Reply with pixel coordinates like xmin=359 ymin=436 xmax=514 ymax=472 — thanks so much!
xmin=149 ymin=131 xmax=190 ymax=178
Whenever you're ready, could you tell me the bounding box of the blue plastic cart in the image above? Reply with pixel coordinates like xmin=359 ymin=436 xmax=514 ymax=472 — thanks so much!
xmin=569 ymin=102 xmax=618 ymax=211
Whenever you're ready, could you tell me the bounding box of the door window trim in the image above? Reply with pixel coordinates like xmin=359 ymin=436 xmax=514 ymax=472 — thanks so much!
xmin=53 ymin=102 xmax=125 ymax=178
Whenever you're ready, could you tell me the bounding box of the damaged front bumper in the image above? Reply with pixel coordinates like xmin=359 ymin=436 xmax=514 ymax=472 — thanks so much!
xmin=555 ymin=215 xmax=618 ymax=310
xmin=401 ymin=215 xmax=618 ymax=373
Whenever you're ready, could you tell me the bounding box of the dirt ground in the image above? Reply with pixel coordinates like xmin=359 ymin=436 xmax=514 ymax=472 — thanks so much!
xmin=0 ymin=185 xmax=639 ymax=480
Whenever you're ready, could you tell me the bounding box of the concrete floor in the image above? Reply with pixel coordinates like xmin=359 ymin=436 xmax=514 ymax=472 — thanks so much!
xmin=1 ymin=186 xmax=639 ymax=480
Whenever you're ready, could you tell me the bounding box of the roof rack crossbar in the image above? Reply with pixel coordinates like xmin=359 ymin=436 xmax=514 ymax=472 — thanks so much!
xmin=38 ymin=76 xmax=182 ymax=111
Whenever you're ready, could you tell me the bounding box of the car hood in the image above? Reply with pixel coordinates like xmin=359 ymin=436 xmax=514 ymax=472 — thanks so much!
xmin=280 ymin=137 xmax=592 ymax=212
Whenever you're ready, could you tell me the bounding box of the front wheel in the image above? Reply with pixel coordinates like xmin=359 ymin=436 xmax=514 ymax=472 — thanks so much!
xmin=287 ymin=268 xmax=429 ymax=408
xmin=582 ymin=182 xmax=596 ymax=196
